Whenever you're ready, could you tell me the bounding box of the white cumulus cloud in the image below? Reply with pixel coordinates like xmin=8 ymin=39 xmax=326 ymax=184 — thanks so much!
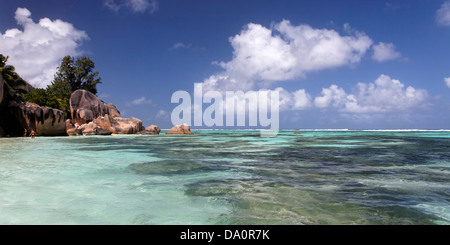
xmin=193 ymin=21 xmax=422 ymax=120
xmin=372 ymin=42 xmax=402 ymax=62
xmin=207 ymin=20 xmax=373 ymax=91
xmin=292 ymin=89 xmax=313 ymax=110
xmin=314 ymin=85 xmax=350 ymax=109
xmin=314 ymin=75 xmax=428 ymax=113
xmin=200 ymin=20 xmax=372 ymax=93
xmin=0 ymin=8 xmax=88 ymax=88
xmin=271 ymin=87 xmax=312 ymax=111
xmin=437 ymin=1 xmax=450 ymax=26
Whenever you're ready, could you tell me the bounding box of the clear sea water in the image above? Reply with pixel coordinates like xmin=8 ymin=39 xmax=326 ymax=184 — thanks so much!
xmin=0 ymin=130 xmax=449 ymax=225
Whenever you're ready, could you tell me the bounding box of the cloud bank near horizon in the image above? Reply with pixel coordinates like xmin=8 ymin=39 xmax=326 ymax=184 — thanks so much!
xmin=197 ymin=20 xmax=426 ymax=118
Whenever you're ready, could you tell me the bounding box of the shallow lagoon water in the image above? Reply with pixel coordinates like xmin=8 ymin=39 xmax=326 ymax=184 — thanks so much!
xmin=0 ymin=130 xmax=449 ymax=225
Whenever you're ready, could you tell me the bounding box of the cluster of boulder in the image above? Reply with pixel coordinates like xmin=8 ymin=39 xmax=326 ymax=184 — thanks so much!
xmin=65 ymin=89 xmax=161 ymax=136
xmin=0 ymin=75 xmax=193 ymax=137
xmin=64 ymin=90 xmax=194 ymax=136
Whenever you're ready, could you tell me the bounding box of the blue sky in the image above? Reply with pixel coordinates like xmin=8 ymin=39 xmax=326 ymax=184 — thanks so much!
xmin=1 ymin=0 xmax=450 ymax=129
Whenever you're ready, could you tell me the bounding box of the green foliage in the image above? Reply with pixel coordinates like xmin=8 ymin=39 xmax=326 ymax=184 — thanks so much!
xmin=23 ymin=88 xmax=61 ymax=109
xmin=0 ymin=54 xmax=28 ymax=94
xmin=1 ymin=54 xmax=102 ymax=119
xmin=0 ymin=54 xmax=7 ymax=67
xmin=46 ymin=55 xmax=102 ymax=118
xmin=46 ymin=74 xmax=72 ymax=117
xmin=48 ymin=56 xmax=101 ymax=95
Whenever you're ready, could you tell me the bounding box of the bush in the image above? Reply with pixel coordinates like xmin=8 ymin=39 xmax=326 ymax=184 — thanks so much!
xmin=23 ymin=88 xmax=61 ymax=110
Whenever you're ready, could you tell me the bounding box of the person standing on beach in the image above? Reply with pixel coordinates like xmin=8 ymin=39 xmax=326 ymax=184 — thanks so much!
xmin=30 ymin=130 xmax=36 ymax=139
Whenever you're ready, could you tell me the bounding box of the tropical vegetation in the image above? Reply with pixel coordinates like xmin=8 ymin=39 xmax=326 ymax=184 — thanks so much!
xmin=0 ymin=54 xmax=28 ymax=94
xmin=1 ymin=54 xmax=101 ymax=118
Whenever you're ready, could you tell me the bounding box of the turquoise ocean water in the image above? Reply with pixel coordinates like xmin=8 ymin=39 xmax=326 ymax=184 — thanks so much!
xmin=0 ymin=130 xmax=449 ymax=225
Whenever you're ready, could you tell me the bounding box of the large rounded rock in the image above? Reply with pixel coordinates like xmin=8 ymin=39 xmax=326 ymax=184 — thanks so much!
xmin=0 ymin=76 xmax=65 ymax=137
xmin=6 ymin=101 xmax=66 ymax=136
xmin=94 ymin=114 xmax=144 ymax=135
xmin=137 ymin=125 xmax=161 ymax=135
xmin=146 ymin=125 xmax=161 ymax=134
xmin=79 ymin=122 xmax=112 ymax=136
xmin=70 ymin=89 xmax=121 ymax=125
xmin=33 ymin=105 xmax=66 ymax=136
xmin=166 ymin=123 xmax=193 ymax=135
xmin=114 ymin=117 xmax=144 ymax=134
xmin=94 ymin=114 xmax=117 ymax=134
xmin=105 ymin=103 xmax=121 ymax=118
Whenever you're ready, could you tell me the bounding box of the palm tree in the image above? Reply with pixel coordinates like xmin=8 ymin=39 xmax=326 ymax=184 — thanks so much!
xmin=0 ymin=54 xmax=27 ymax=94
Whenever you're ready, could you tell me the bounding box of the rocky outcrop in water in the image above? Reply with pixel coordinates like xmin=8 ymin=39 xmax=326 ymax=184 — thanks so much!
xmin=0 ymin=79 xmax=157 ymax=137
xmin=0 ymin=72 xmax=67 ymax=137
xmin=0 ymin=95 xmax=66 ymax=137
xmin=114 ymin=117 xmax=144 ymax=134
xmin=68 ymin=89 xmax=147 ymax=136
xmin=66 ymin=119 xmax=81 ymax=136
xmin=78 ymin=122 xmax=112 ymax=136
xmin=146 ymin=125 xmax=161 ymax=134
xmin=70 ymin=89 xmax=121 ymax=125
xmin=166 ymin=123 xmax=193 ymax=135
xmin=13 ymin=101 xmax=66 ymax=136
xmin=137 ymin=125 xmax=161 ymax=135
